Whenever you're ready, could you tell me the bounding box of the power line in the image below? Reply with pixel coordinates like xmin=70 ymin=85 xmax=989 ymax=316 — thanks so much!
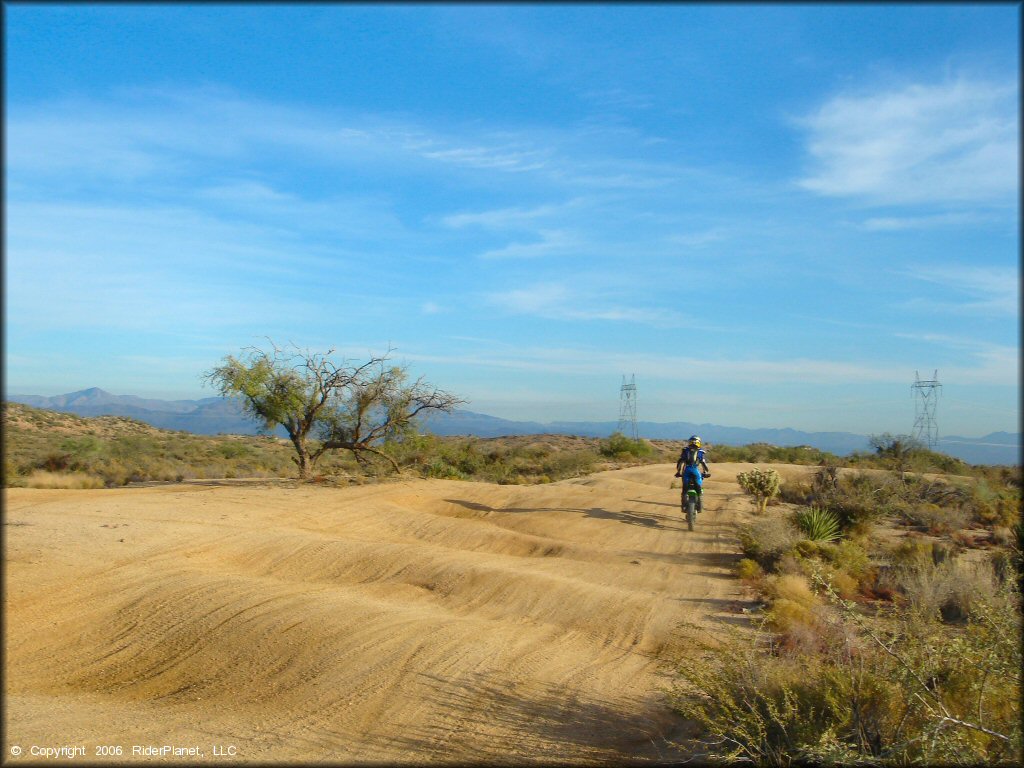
xmin=911 ymin=370 xmax=941 ymax=449
xmin=617 ymin=374 xmax=638 ymax=441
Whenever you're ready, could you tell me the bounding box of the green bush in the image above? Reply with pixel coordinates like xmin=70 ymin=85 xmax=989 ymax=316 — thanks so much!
xmin=215 ymin=441 xmax=253 ymax=459
xmin=817 ymin=538 xmax=874 ymax=590
xmin=600 ymin=431 xmax=654 ymax=459
xmin=711 ymin=443 xmax=838 ymax=465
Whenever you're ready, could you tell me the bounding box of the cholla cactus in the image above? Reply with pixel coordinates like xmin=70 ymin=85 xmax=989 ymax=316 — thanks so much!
xmin=737 ymin=467 xmax=781 ymax=514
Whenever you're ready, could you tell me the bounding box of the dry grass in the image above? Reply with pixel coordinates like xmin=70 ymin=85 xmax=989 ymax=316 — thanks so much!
xmin=22 ymin=470 xmax=105 ymax=489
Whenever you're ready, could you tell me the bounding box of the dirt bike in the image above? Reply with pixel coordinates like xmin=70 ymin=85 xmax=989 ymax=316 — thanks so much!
xmin=676 ymin=470 xmax=711 ymax=531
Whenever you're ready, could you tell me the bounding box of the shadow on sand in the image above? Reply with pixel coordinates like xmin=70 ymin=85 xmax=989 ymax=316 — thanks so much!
xmin=446 ymin=499 xmax=691 ymax=532
xmin=374 ymin=670 xmax=699 ymax=764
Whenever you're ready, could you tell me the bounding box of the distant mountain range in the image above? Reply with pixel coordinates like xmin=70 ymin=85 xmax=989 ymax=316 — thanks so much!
xmin=6 ymin=388 xmax=1020 ymax=466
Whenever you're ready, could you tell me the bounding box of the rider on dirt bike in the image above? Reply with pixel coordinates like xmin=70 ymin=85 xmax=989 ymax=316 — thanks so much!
xmin=675 ymin=435 xmax=711 ymax=512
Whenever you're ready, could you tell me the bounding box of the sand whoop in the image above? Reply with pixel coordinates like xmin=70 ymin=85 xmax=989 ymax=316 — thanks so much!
xmin=4 ymin=463 xmax=770 ymax=763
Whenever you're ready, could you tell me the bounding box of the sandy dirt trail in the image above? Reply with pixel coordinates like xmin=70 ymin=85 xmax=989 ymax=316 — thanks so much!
xmin=4 ymin=462 xmax=779 ymax=764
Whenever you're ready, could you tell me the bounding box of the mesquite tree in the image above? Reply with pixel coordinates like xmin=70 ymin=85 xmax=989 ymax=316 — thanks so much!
xmin=205 ymin=342 xmax=463 ymax=479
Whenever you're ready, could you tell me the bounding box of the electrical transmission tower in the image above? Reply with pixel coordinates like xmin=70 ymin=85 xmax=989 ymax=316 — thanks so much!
xmin=617 ymin=374 xmax=638 ymax=441
xmin=911 ymin=370 xmax=941 ymax=449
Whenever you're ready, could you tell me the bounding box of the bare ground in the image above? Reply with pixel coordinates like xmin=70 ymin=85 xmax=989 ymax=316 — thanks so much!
xmin=4 ymin=462 xmax=813 ymax=764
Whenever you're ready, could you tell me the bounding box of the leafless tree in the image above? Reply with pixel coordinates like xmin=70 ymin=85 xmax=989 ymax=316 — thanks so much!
xmin=205 ymin=341 xmax=463 ymax=479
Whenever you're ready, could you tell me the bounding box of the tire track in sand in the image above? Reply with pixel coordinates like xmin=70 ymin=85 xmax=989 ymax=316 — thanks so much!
xmin=5 ymin=463 xmax=761 ymax=763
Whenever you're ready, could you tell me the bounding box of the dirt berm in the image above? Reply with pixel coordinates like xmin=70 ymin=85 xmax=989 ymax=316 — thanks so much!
xmin=5 ymin=462 xmax=802 ymax=763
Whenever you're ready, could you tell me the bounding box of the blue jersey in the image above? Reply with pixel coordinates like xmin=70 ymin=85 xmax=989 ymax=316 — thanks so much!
xmin=679 ymin=447 xmax=706 ymax=467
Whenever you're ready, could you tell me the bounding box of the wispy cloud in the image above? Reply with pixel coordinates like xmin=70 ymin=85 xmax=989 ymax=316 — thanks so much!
xmin=797 ymin=77 xmax=1018 ymax=206
xmin=897 ymin=265 xmax=1019 ymax=317
xmin=666 ymin=227 xmax=730 ymax=248
xmin=893 ymin=333 xmax=1018 ymax=385
xmin=405 ymin=342 xmax=910 ymax=385
xmin=7 ymin=87 xmax=553 ymax=186
xmin=419 ymin=145 xmax=548 ymax=172
xmin=478 ymin=230 xmax=583 ymax=260
xmin=486 ymin=282 xmax=691 ymax=327
xmin=4 ymin=199 xmax=405 ymax=336
xmin=440 ymin=201 xmax=575 ymax=229
xmin=861 ymin=211 xmax=999 ymax=231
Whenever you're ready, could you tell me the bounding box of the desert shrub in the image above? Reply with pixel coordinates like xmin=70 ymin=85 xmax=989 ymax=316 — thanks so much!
xmin=738 ymin=517 xmax=803 ymax=572
xmin=423 ymin=457 xmax=464 ymax=480
xmin=886 ymin=537 xmax=946 ymax=570
xmin=793 ymin=506 xmax=841 ymax=542
xmin=736 ymin=558 xmax=764 ymax=582
xmin=989 ymin=548 xmax=1019 ymax=585
xmin=863 ymin=433 xmax=969 ymax=476
xmin=737 ymin=467 xmax=781 ymax=514
xmin=992 ymin=526 xmax=1015 ymax=547
xmin=762 ymin=574 xmax=829 ymax=650
xmin=817 ymin=538 xmax=874 ymax=588
xmin=600 ymin=432 xmax=654 ymax=459
xmin=669 ymin=629 xmax=847 ymax=766
xmin=712 ymin=443 xmax=838 ymax=465
xmin=777 ymin=479 xmax=813 ymax=505
xmin=836 ymin=473 xmax=894 ymax=527
xmin=886 ymin=553 xmax=999 ymax=624
xmin=4 ymin=456 xmax=25 ymax=486
xmin=58 ymin=435 xmax=107 ymax=468
xmin=23 ymin=470 xmax=105 ymax=489
xmin=538 ymin=449 xmax=597 ymax=479
xmin=671 ymin=577 xmax=1022 ymax=765
xmin=766 ymin=573 xmax=818 ymax=607
xmin=215 ymin=441 xmax=253 ymax=459
xmin=826 ymin=570 xmax=860 ymax=601
xmin=95 ymin=459 xmax=131 ymax=486
xmin=969 ymin=481 xmax=1021 ymax=528
xmin=900 ymin=502 xmax=971 ymax=535
xmin=449 ymin=441 xmax=487 ymax=476
xmin=37 ymin=451 xmax=73 ymax=472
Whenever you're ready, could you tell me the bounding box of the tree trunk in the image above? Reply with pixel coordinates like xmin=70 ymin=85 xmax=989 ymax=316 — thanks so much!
xmin=292 ymin=438 xmax=313 ymax=480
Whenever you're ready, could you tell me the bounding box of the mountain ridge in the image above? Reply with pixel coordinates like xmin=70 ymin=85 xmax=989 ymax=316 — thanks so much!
xmin=5 ymin=388 xmax=1019 ymax=465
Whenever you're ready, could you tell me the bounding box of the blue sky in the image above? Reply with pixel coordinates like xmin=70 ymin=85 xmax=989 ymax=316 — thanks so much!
xmin=4 ymin=3 xmax=1020 ymax=436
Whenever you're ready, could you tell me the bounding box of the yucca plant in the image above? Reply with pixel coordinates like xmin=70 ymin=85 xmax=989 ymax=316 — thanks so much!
xmin=795 ymin=506 xmax=841 ymax=543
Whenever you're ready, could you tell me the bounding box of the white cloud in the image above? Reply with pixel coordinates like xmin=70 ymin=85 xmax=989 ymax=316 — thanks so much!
xmin=485 ymin=282 xmax=691 ymax=327
xmin=861 ymin=212 xmax=997 ymax=231
xmin=479 ymin=229 xmax=581 ymax=260
xmin=892 ymin=333 xmax=1019 ymax=386
xmin=419 ymin=145 xmax=548 ymax=172
xmin=6 ymin=87 xmax=552 ymax=185
xmin=897 ymin=265 xmax=1019 ymax=317
xmin=404 ymin=343 xmax=911 ymax=385
xmin=666 ymin=227 xmax=729 ymax=248
xmin=197 ymin=181 xmax=292 ymax=203
xmin=798 ymin=77 xmax=1019 ymax=205
xmin=441 ymin=202 xmax=569 ymax=229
